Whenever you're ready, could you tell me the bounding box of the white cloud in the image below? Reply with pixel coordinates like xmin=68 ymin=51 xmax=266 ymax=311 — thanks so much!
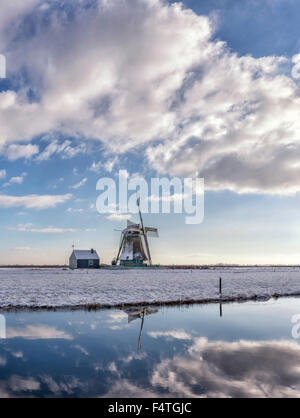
xmin=0 ymin=193 xmax=72 ymax=209
xmin=89 ymin=161 xmax=102 ymax=173
xmin=37 ymin=140 xmax=70 ymax=161
xmin=104 ymin=157 xmax=119 ymax=173
xmin=2 ymin=172 xmax=27 ymax=187
xmin=5 ymin=144 xmax=39 ymax=161
xmin=106 ymin=213 xmax=132 ymax=222
xmin=66 ymin=207 xmax=84 ymax=213
xmin=0 ymin=1 xmax=40 ymax=48
xmin=0 ymin=0 xmax=210 ymax=149
xmin=1 ymin=1 xmax=300 ymax=194
xmin=14 ymin=246 xmax=32 ymax=251
xmin=9 ymin=176 xmax=24 ymax=184
xmin=0 ymin=170 xmax=6 ymax=180
xmin=71 ymin=178 xmax=87 ymax=189
xmin=9 ymin=224 xmax=77 ymax=233
xmin=37 ymin=140 xmax=86 ymax=161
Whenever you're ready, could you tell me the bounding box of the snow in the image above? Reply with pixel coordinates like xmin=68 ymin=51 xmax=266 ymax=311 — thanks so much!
xmin=72 ymin=250 xmax=99 ymax=260
xmin=0 ymin=267 xmax=300 ymax=309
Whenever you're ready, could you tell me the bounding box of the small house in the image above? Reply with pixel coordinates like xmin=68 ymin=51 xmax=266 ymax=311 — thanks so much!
xmin=69 ymin=249 xmax=100 ymax=269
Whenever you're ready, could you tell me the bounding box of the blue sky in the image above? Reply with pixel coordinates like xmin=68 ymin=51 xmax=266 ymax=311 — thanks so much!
xmin=1 ymin=0 xmax=300 ymax=265
xmin=171 ymin=0 xmax=300 ymax=58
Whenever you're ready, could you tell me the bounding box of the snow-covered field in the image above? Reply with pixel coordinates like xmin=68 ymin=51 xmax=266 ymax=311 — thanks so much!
xmin=0 ymin=267 xmax=300 ymax=309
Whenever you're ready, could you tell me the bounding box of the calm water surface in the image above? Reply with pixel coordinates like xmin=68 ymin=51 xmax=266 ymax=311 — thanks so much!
xmin=1 ymin=297 xmax=300 ymax=398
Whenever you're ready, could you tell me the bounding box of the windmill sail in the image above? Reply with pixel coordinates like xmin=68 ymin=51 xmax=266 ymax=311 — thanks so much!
xmin=136 ymin=194 xmax=152 ymax=265
xmin=144 ymin=227 xmax=159 ymax=238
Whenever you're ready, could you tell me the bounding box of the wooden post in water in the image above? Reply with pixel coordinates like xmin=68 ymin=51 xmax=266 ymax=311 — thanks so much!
xmin=138 ymin=308 xmax=146 ymax=351
xmin=219 ymin=277 xmax=223 ymax=317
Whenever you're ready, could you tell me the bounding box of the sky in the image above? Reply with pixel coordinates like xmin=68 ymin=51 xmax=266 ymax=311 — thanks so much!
xmin=1 ymin=0 xmax=300 ymax=265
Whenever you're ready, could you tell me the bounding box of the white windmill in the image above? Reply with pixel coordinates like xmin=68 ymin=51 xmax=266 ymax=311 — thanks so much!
xmin=112 ymin=195 xmax=158 ymax=266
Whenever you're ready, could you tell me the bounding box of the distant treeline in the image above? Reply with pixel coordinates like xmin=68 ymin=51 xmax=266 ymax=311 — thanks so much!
xmin=0 ymin=265 xmax=69 ymax=268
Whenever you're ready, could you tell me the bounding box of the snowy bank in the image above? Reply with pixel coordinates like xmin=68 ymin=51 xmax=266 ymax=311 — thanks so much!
xmin=0 ymin=267 xmax=300 ymax=309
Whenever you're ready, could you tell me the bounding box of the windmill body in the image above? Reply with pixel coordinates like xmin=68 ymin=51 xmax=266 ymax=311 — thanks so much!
xmin=119 ymin=223 xmax=148 ymax=266
xmin=113 ymin=199 xmax=159 ymax=266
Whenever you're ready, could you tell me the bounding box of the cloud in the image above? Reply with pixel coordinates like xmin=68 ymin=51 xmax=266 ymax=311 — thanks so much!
xmin=1 ymin=0 xmax=209 ymax=150
xmin=71 ymin=178 xmax=87 ymax=189
xmin=89 ymin=156 xmax=119 ymax=174
xmin=66 ymin=207 xmax=83 ymax=213
xmin=9 ymin=224 xmax=77 ymax=233
xmin=0 ymin=193 xmax=72 ymax=209
xmin=1 ymin=0 xmax=300 ymax=194
xmin=106 ymin=213 xmax=132 ymax=222
xmin=151 ymin=338 xmax=300 ymax=398
xmin=0 ymin=170 xmax=6 ymax=180
xmin=7 ymin=176 xmax=24 ymax=185
xmin=37 ymin=139 xmax=87 ymax=161
xmin=4 ymin=144 xmax=39 ymax=161
xmin=36 ymin=140 xmax=71 ymax=161
xmin=14 ymin=246 xmax=32 ymax=251
xmin=89 ymin=161 xmax=102 ymax=173
xmin=0 ymin=1 xmax=40 ymax=48
xmin=104 ymin=157 xmax=119 ymax=173
xmin=2 ymin=172 xmax=27 ymax=187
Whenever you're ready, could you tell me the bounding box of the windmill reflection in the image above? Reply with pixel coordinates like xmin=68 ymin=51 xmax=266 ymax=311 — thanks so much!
xmin=122 ymin=302 xmax=223 ymax=350
xmin=123 ymin=307 xmax=159 ymax=350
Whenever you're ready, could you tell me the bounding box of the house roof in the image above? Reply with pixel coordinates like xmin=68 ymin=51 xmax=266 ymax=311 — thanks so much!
xmin=72 ymin=250 xmax=99 ymax=260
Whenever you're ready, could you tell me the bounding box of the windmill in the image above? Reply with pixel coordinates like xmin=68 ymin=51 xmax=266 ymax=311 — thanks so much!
xmin=112 ymin=195 xmax=159 ymax=266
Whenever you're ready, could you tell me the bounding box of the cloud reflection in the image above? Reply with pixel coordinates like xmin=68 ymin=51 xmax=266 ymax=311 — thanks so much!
xmin=151 ymin=338 xmax=300 ymax=398
xmin=6 ymin=325 xmax=73 ymax=340
xmin=148 ymin=330 xmax=192 ymax=340
xmin=0 ymin=376 xmax=40 ymax=398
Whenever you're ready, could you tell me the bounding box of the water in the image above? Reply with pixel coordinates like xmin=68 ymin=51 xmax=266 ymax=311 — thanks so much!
xmin=1 ymin=297 xmax=300 ymax=398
